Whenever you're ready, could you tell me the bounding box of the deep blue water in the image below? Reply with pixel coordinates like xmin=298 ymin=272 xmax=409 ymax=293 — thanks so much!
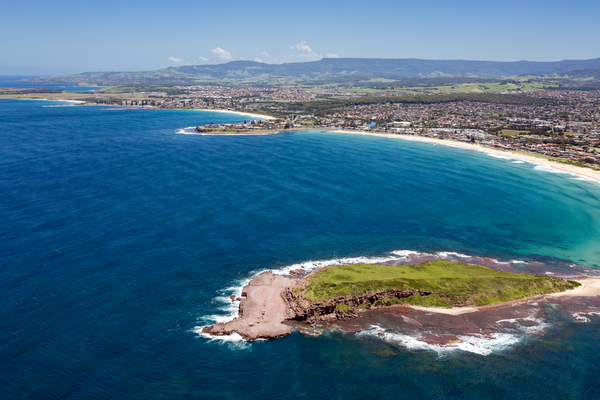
xmin=0 ymin=76 xmax=106 ymax=92
xmin=1 ymin=99 xmax=600 ymax=399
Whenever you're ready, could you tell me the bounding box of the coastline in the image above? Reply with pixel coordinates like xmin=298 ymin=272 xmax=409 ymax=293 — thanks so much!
xmin=1 ymin=97 xmax=274 ymax=120
xmin=1 ymin=97 xmax=85 ymax=104
xmin=329 ymin=129 xmax=600 ymax=184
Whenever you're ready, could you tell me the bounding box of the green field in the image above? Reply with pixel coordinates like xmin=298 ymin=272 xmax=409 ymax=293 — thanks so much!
xmin=499 ymin=129 xmax=528 ymax=137
xmin=499 ymin=129 xmax=581 ymax=138
xmin=343 ymin=81 xmax=557 ymax=94
xmin=301 ymin=260 xmax=580 ymax=308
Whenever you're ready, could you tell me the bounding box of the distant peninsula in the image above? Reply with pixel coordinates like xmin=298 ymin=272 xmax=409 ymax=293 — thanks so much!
xmin=194 ymin=118 xmax=300 ymax=134
xmin=202 ymin=260 xmax=583 ymax=340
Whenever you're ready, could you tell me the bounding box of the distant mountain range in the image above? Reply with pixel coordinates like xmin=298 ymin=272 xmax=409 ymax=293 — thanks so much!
xmin=31 ymin=58 xmax=600 ymax=86
xmin=544 ymin=67 xmax=600 ymax=80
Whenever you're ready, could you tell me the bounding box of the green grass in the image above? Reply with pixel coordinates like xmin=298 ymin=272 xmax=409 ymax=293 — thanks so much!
xmin=499 ymin=129 xmax=581 ymax=138
xmin=499 ymin=129 xmax=528 ymax=137
xmin=301 ymin=260 xmax=580 ymax=308
xmin=342 ymin=81 xmax=558 ymax=94
xmin=334 ymin=304 xmax=351 ymax=311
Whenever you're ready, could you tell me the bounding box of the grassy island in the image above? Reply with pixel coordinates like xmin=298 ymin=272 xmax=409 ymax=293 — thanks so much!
xmin=204 ymin=261 xmax=591 ymax=340
xmin=295 ymin=260 xmax=580 ymax=309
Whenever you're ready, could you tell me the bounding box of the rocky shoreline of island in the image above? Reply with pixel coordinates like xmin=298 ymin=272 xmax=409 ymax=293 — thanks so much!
xmin=201 ymin=255 xmax=599 ymax=341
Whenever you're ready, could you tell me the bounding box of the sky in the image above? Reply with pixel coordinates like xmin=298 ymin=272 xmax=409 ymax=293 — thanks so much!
xmin=1 ymin=0 xmax=599 ymax=75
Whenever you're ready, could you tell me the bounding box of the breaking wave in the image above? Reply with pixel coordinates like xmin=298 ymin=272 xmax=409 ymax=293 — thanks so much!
xmin=359 ymin=325 xmax=522 ymax=356
xmin=533 ymin=165 xmax=571 ymax=174
xmin=484 ymin=152 xmax=519 ymax=161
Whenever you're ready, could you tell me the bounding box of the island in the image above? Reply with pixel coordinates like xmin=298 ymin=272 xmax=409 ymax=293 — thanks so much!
xmin=202 ymin=260 xmax=582 ymax=340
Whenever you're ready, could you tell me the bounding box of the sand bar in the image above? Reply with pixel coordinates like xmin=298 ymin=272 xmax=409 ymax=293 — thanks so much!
xmin=329 ymin=129 xmax=600 ymax=184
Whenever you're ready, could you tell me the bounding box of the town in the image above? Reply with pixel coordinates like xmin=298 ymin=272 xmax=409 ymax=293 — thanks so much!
xmin=3 ymin=84 xmax=599 ymax=167
xmin=176 ymin=88 xmax=600 ymax=167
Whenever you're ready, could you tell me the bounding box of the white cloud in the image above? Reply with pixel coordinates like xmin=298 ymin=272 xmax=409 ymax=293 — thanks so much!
xmin=326 ymin=53 xmax=339 ymax=58
xmin=196 ymin=56 xmax=209 ymax=62
xmin=254 ymin=58 xmax=263 ymax=63
xmin=167 ymin=56 xmax=185 ymax=64
xmin=261 ymin=51 xmax=270 ymax=58
xmin=211 ymin=47 xmax=234 ymax=60
xmin=290 ymin=41 xmax=313 ymax=53
xmin=285 ymin=41 xmax=322 ymax=62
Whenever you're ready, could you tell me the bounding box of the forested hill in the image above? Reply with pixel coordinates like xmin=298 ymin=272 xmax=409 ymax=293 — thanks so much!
xmin=31 ymin=57 xmax=600 ymax=86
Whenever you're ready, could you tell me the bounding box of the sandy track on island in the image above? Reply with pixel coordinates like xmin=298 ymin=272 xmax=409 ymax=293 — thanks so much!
xmin=202 ymin=271 xmax=295 ymax=340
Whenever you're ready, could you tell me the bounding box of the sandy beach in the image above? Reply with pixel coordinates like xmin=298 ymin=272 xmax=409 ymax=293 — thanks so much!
xmin=193 ymin=108 xmax=275 ymax=120
xmin=330 ymin=129 xmax=600 ymax=184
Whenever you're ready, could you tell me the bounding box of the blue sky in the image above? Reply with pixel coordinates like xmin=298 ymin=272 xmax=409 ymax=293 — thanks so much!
xmin=2 ymin=0 xmax=599 ymax=75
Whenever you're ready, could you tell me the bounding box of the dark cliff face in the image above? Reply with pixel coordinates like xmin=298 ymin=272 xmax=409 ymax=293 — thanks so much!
xmin=281 ymin=287 xmax=441 ymax=322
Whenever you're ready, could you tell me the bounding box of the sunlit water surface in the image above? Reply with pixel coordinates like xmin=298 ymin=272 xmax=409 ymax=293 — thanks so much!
xmin=1 ymin=99 xmax=600 ymax=399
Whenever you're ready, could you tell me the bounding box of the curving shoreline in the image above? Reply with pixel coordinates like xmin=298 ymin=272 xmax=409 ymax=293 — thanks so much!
xmin=329 ymin=129 xmax=600 ymax=184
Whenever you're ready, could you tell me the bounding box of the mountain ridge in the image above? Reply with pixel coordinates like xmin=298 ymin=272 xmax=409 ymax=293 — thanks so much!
xmin=30 ymin=57 xmax=600 ymax=85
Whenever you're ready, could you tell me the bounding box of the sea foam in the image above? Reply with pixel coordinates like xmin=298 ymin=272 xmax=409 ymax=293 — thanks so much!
xmin=193 ymin=326 xmax=251 ymax=349
xmin=533 ymin=165 xmax=571 ymax=174
xmin=485 ymin=152 xmax=519 ymax=161
xmin=359 ymin=325 xmax=521 ymax=356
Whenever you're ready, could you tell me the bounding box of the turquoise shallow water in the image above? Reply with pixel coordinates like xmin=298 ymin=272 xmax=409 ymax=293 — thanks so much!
xmin=1 ymin=99 xmax=600 ymax=399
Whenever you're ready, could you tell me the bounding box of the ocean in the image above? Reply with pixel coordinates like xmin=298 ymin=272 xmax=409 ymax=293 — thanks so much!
xmin=1 ymin=99 xmax=600 ymax=399
xmin=0 ymin=75 xmax=107 ymax=92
